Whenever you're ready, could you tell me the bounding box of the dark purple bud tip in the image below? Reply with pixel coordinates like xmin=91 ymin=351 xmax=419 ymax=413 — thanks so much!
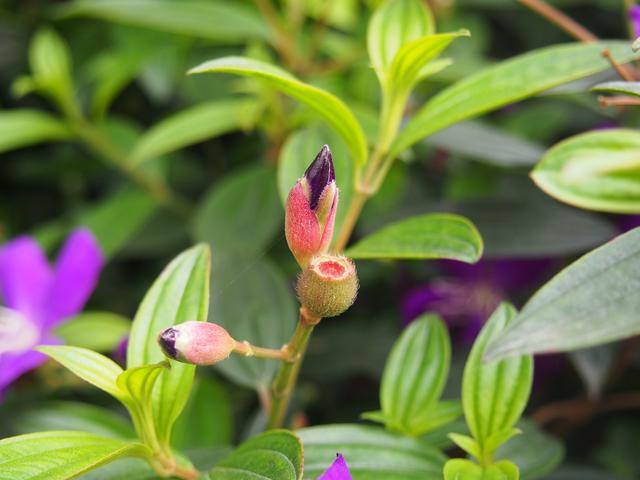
xmin=304 ymin=144 xmax=335 ymax=211
xmin=158 ymin=327 xmax=179 ymax=359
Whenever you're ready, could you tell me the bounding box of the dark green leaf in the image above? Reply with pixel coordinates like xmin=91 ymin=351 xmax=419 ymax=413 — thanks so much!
xmin=0 ymin=431 xmax=149 ymax=480
xmin=58 ymin=0 xmax=271 ymax=43
xmin=392 ymin=41 xmax=639 ymax=156
xmin=486 ymin=228 xmax=640 ymax=360
xmin=188 ymin=56 xmax=368 ymax=166
xmin=346 ymin=213 xmax=483 ymax=262
xmin=298 ymin=424 xmax=446 ymax=480
xmin=0 ymin=110 xmax=72 ymax=153
xmin=127 ymin=244 xmax=211 ymax=446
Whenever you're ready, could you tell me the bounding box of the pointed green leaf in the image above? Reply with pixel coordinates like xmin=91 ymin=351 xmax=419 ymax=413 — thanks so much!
xmin=346 ymin=213 xmax=483 ymax=262
xmin=116 ymin=363 xmax=167 ymax=412
xmin=0 ymin=110 xmax=72 ymax=153
xmin=188 ymin=56 xmax=368 ymax=166
xmin=57 ymin=0 xmax=270 ymax=42
xmin=0 ymin=431 xmax=150 ymax=480
xmin=379 ymin=314 xmax=453 ymax=435
xmin=391 ymin=41 xmax=640 ymax=156
xmin=449 ymin=433 xmax=482 ymax=459
xmin=367 ymin=0 xmax=435 ymax=82
xmin=127 ymin=244 xmax=211 ymax=447
xmin=299 ymin=424 xmax=445 ymax=480
xmin=129 ymin=99 xmax=260 ymax=165
xmin=210 ymin=430 xmax=302 ymax=480
xmin=55 ymin=312 xmax=131 ymax=352
xmin=592 ymin=81 xmax=640 ymax=97
xmin=485 ymin=228 xmax=640 ymax=360
xmin=531 ymin=129 xmax=640 ymax=213
xmin=461 ymin=304 xmax=533 ymax=457
xmin=37 ymin=346 xmax=126 ymax=401
xmin=444 ymin=459 xmax=520 ymax=480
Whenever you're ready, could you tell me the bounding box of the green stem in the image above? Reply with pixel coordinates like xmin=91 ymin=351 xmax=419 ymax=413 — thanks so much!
xmin=267 ymin=308 xmax=318 ymax=429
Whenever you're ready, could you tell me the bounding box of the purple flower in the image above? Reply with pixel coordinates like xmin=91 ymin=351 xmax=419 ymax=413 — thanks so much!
xmin=318 ymin=454 xmax=352 ymax=480
xmin=0 ymin=228 xmax=103 ymax=398
xmin=401 ymin=258 xmax=554 ymax=342
xmin=630 ymin=6 xmax=640 ymax=38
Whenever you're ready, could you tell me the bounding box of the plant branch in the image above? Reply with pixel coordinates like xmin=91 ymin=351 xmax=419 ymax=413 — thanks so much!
xmin=598 ymin=94 xmax=640 ymax=107
xmin=267 ymin=307 xmax=319 ymax=429
xmin=234 ymin=340 xmax=295 ymax=362
xmin=517 ymin=0 xmax=598 ymax=42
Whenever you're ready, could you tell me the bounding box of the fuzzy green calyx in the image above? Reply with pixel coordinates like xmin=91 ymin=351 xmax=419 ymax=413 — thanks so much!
xmin=296 ymin=254 xmax=358 ymax=318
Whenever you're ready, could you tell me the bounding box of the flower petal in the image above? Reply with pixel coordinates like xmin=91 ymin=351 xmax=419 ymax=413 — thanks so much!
xmin=44 ymin=228 xmax=104 ymax=329
xmin=0 ymin=236 xmax=53 ymax=321
xmin=318 ymin=454 xmax=352 ymax=480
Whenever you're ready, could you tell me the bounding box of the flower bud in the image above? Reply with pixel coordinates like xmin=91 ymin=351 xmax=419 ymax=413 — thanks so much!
xmin=296 ymin=254 xmax=358 ymax=318
xmin=157 ymin=321 xmax=235 ymax=366
xmin=285 ymin=145 xmax=339 ymax=268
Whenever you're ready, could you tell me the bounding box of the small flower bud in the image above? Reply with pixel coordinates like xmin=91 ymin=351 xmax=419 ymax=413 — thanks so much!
xmin=157 ymin=321 xmax=235 ymax=366
xmin=285 ymin=145 xmax=339 ymax=268
xmin=296 ymin=254 xmax=358 ymax=318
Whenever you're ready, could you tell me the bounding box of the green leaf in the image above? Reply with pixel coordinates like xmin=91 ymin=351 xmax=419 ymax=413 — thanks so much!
xmin=81 ymin=188 xmax=157 ymax=259
xmin=129 ymin=99 xmax=260 ymax=165
xmin=212 ymin=256 xmax=297 ymax=389
xmin=37 ymin=345 xmax=126 ymax=401
xmin=55 ymin=312 xmax=130 ymax=352
xmin=12 ymin=402 xmax=135 ymax=440
xmin=391 ymin=41 xmax=640 ymax=156
xmin=298 ymin=424 xmax=446 ymax=479
xmin=426 ymin=120 xmax=545 ymax=167
xmin=193 ymin=165 xmax=281 ymax=257
xmin=592 ymin=81 xmax=640 ymax=97
xmin=0 ymin=110 xmax=72 ymax=153
xmin=444 ymin=459 xmax=520 ymax=480
xmin=449 ymin=433 xmax=482 ymax=459
xmin=461 ymin=304 xmax=533 ymax=459
xmin=57 ymin=0 xmax=271 ymax=43
xmin=346 ymin=213 xmax=483 ymax=262
xmin=367 ymin=0 xmax=435 ymax=82
xmin=28 ymin=28 xmax=75 ymax=109
xmin=378 ymin=314 xmax=453 ymax=435
xmin=188 ymin=56 xmax=368 ymax=166
xmin=210 ymin=430 xmax=302 ymax=480
xmin=0 ymin=431 xmax=149 ymax=480
xmin=497 ymin=420 xmax=564 ymax=480
xmin=127 ymin=244 xmax=211 ymax=447
xmin=531 ymin=129 xmax=640 ymax=213
xmin=277 ymin=126 xmax=353 ymax=236
xmin=172 ymin=376 xmax=233 ymax=449
xmin=116 ymin=363 xmax=167 ymax=413
xmin=485 ymin=228 xmax=640 ymax=360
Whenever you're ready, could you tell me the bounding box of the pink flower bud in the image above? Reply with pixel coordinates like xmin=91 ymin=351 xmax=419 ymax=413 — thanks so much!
xmin=296 ymin=254 xmax=358 ymax=318
xmin=285 ymin=145 xmax=339 ymax=268
xmin=157 ymin=321 xmax=235 ymax=366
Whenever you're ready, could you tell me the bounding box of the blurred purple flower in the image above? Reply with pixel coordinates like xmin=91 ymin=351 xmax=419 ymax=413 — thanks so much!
xmin=0 ymin=228 xmax=103 ymax=399
xmin=630 ymin=6 xmax=640 ymax=38
xmin=616 ymin=214 xmax=640 ymax=233
xmin=318 ymin=454 xmax=352 ymax=480
xmin=401 ymin=258 xmax=554 ymax=342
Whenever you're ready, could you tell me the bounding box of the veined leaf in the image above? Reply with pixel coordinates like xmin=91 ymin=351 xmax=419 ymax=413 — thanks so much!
xmin=367 ymin=0 xmax=435 ymax=82
xmin=210 ymin=430 xmax=302 ymax=480
xmin=299 ymin=424 xmax=445 ymax=480
xmin=378 ymin=315 xmax=453 ymax=436
xmin=37 ymin=346 xmax=125 ymax=401
xmin=57 ymin=0 xmax=271 ymax=43
xmin=443 ymin=459 xmax=520 ymax=480
xmin=461 ymin=304 xmax=533 ymax=458
xmin=592 ymin=81 xmax=640 ymax=97
xmin=346 ymin=213 xmax=483 ymax=262
xmin=129 ymin=99 xmax=260 ymax=165
xmin=116 ymin=363 xmax=167 ymax=414
xmin=486 ymin=228 xmax=640 ymax=360
xmin=531 ymin=129 xmax=640 ymax=213
xmin=127 ymin=244 xmax=211 ymax=447
xmin=0 ymin=431 xmax=149 ymax=480
xmin=55 ymin=311 xmax=130 ymax=352
xmin=188 ymin=56 xmax=368 ymax=166
xmin=0 ymin=110 xmax=72 ymax=153
xmin=391 ymin=41 xmax=640 ymax=156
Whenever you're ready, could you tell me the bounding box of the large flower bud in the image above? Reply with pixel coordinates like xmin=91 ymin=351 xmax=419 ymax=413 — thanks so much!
xmin=296 ymin=254 xmax=358 ymax=318
xmin=157 ymin=321 xmax=235 ymax=366
xmin=285 ymin=145 xmax=339 ymax=268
